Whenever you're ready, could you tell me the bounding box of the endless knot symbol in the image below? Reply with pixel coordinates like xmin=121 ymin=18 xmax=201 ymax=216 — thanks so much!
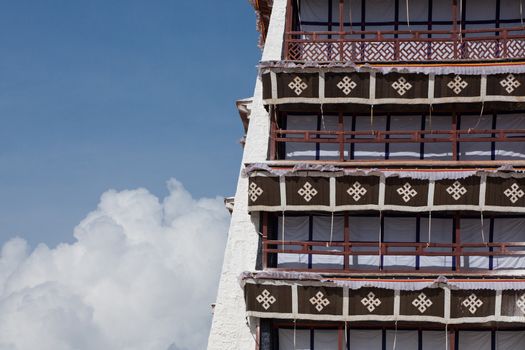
xmin=288 ymin=76 xmax=308 ymax=96
xmin=412 ymin=293 xmax=433 ymax=313
xmin=298 ymin=182 xmax=318 ymax=202
xmin=516 ymin=294 xmax=525 ymax=314
xmin=336 ymin=76 xmax=357 ymax=95
xmin=446 ymin=181 xmax=467 ymax=201
xmin=500 ymin=74 xmax=521 ymax=94
xmin=504 ymin=183 xmax=525 ymax=204
xmin=347 ymin=181 xmax=367 ymax=201
xmin=396 ymin=182 xmax=418 ymax=203
xmin=391 ymin=77 xmax=413 ymax=96
xmin=256 ymin=289 xmax=276 ymax=310
xmin=462 ymin=293 xmax=483 ymax=314
xmin=248 ymin=182 xmax=264 ymax=202
xmin=361 ymin=292 xmax=382 ymax=312
xmin=447 ymin=75 xmax=469 ymax=95
xmin=309 ymin=291 xmax=330 ymax=312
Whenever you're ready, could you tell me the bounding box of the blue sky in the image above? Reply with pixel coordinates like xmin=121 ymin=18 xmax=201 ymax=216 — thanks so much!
xmin=0 ymin=1 xmax=260 ymax=246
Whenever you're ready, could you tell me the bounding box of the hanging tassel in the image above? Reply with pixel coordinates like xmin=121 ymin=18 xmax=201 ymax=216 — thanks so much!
xmin=344 ymin=321 xmax=348 ymax=348
xmin=293 ymin=319 xmax=297 ymax=350
xmin=481 ymin=211 xmax=488 ymax=246
xmin=378 ymin=211 xmax=383 ymax=269
xmin=281 ymin=210 xmax=286 ymax=253
xmin=328 ymin=212 xmax=335 ymax=247
xmin=320 ymin=103 xmax=326 ymax=131
xmin=392 ymin=320 xmax=398 ymax=350
xmin=370 ymin=105 xmax=375 ymax=135
xmin=469 ymin=101 xmax=485 ymax=132
xmin=521 ymin=0 xmax=524 ymax=27
xmin=406 ymin=0 xmax=411 ymax=29
xmin=428 ymin=104 xmax=433 ymax=130
xmin=459 ymin=0 xmax=463 ymax=43
xmin=348 ymin=0 xmax=353 ymax=31
xmin=445 ymin=324 xmax=449 ymax=350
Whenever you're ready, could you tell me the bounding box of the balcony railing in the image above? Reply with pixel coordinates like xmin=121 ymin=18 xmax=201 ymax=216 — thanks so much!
xmin=270 ymin=128 xmax=525 ymax=161
xmin=285 ymin=27 xmax=525 ymax=62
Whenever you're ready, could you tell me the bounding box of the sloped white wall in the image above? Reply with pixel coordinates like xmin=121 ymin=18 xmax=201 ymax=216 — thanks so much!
xmin=207 ymin=0 xmax=287 ymax=348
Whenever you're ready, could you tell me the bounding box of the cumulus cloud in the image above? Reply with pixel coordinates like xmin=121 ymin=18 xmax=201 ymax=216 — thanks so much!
xmin=0 ymin=179 xmax=229 ymax=350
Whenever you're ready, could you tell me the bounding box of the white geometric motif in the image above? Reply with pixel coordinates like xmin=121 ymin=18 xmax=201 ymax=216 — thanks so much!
xmin=462 ymin=293 xmax=483 ymax=314
xmin=337 ymin=76 xmax=357 ymax=95
xmin=500 ymin=74 xmax=521 ymax=94
xmin=361 ymin=292 xmax=382 ymax=312
xmin=391 ymin=77 xmax=413 ymax=96
xmin=516 ymin=293 xmax=525 ymax=314
xmin=256 ymin=289 xmax=276 ymax=310
xmin=447 ymin=75 xmax=469 ymax=95
xmin=309 ymin=291 xmax=330 ymax=312
xmin=412 ymin=293 xmax=433 ymax=313
xmin=504 ymin=183 xmax=525 ymax=204
xmin=446 ymin=181 xmax=467 ymax=201
xmin=248 ymin=182 xmax=264 ymax=202
xmin=298 ymin=182 xmax=318 ymax=202
xmin=396 ymin=182 xmax=418 ymax=203
xmin=288 ymin=76 xmax=308 ymax=96
xmin=347 ymin=181 xmax=367 ymax=201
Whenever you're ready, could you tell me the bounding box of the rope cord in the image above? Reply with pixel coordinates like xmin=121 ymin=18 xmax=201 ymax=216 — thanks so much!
xmin=392 ymin=320 xmax=398 ymax=350
xmin=293 ymin=319 xmax=297 ymax=350
xmin=281 ymin=210 xmax=286 ymax=252
xmin=445 ymin=324 xmax=449 ymax=350
xmin=521 ymin=0 xmax=524 ymax=27
xmin=328 ymin=212 xmax=335 ymax=247
xmin=406 ymin=0 xmax=410 ymax=28
xmin=481 ymin=211 xmax=487 ymax=245
xmin=371 ymin=105 xmax=375 ymax=135
xmin=427 ymin=211 xmax=432 ymax=247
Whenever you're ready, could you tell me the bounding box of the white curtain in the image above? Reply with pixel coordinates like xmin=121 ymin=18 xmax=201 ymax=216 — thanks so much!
xmin=459 ymin=115 xmax=494 ymax=160
xmin=349 ymin=329 xmax=382 ymax=350
xmin=464 ymin=0 xmax=497 ymax=37
xmin=312 ymin=216 xmax=345 ymax=269
xmin=314 ymin=330 xmax=339 ymax=350
xmin=389 ymin=115 xmax=423 ymax=160
xmin=500 ymin=0 xmax=524 ymax=29
xmin=422 ymin=331 xmax=447 ymax=349
xmin=279 ymin=329 xmax=311 ymax=350
xmin=460 ymin=218 xmax=491 ymax=270
xmin=349 ymin=216 xmax=381 ymax=269
xmin=496 ymin=331 xmax=525 ymax=350
xmin=458 ymin=331 xmax=491 ymax=350
xmin=493 ymin=218 xmax=525 ymax=270
xmin=354 ymin=116 xmax=387 ymax=160
xmin=423 ymin=115 xmax=453 ymax=160
xmin=285 ymin=115 xmax=318 ymax=160
xmin=495 ymin=114 xmax=525 ymax=160
xmin=277 ymin=216 xmax=310 ymax=268
xmin=420 ymin=218 xmax=454 ymax=270
xmin=385 ymin=330 xmax=418 ymax=350
xmin=383 ymin=217 xmax=417 ymax=268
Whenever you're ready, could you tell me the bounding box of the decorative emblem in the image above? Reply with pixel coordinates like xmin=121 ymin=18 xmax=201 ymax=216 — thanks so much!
xmin=516 ymin=294 xmax=525 ymax=314
xmin=361 ymin=292 xmax=382 ymax=312
xmin=248 ymin=182 xmax=264 ymax=202
xmin=447 ymin=75 xmax=469 ymax=95
xmin=391 ymin=77 xmax=413 ymax=96
xmin=504 ymin=183 xmax=525 ymax=204
xmin=500 ymin=74 xmax=521 ymax=94
xmin=412 ymin=293 xmax=433 ymax=313
xmin=347 ymin=181 xmax=367 ymax=201
xmin=298 ymin=182 xmax=318 ymax=202
xmin=256 ymin=289 xmax=277 ymax=310
xmin=288 ymin=76 xmax=308 ymax=96
xmin=336 ymin=76 xmax=357 ymax=95
xmin=446 ymin=181 xmax=467 ymax=201
xmin=309 ymin=291 xmax=330 ymax=312
xmin=396 ymin=182 xmax=418 ymax=203
xmin=462 ymin=293 xmax=483 ymax=314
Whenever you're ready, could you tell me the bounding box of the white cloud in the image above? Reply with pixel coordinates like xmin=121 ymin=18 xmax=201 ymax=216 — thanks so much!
xmin=0 ymin=179 xmax=229 ymax=350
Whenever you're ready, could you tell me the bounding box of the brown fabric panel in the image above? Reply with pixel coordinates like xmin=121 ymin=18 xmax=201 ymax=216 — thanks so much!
xmin=325 ymin=72 xmax=370 ymax=98
xmin=487 ymin=74 xmax=525 ymax=96
xmin=349 ymin=288 xmax=395 ymax=316
xmin=286 ymin=177 xmax=330 ymax=206
xmin=297 ymin=286 xmax=344 ymax=316
xmin=451 ymin=290 xmax=495 ymax=318
xmin=434 ymin=74 xmax=481 ymax=98
xmin=501 ymin=290 xmax=525 ymax=317
xmin=399 ymin=289 xmax=445 ymax=317
xmin=385 ymin=178 xmax=429 ymax=207
xmin=245 ymin=284 xmax=293 ymax=314
xmin=434 ymin=177 xmax=481 ymax=206
xmin=277 ymin=73 xmax=319 ymax=98
xmin=376 ymin=73 xmax=428 ymax=99
xmin=249 ymin=177 xmax=281 ymax=207
xmin=262 ymin=73 xmax=272 ymax=100
xmin=336 ymin=176 xmax=380 ymax=206
xmin=485 ymin=177 xmax=525 ymax=207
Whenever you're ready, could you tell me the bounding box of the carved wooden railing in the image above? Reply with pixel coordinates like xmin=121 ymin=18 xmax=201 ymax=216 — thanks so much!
xmin=285 ymin=27 xmax=525 ymax=62
xmin=271 ymin=128 xmax=525 ymax=161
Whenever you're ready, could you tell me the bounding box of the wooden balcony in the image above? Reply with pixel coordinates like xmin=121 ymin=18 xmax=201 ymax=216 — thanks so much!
xmin=285 ymin=27 xmax=525 ymax=63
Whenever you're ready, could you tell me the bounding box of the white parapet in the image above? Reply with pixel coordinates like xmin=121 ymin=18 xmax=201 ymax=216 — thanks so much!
xmin=206 ymin=0 xmax=287 ymax=348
